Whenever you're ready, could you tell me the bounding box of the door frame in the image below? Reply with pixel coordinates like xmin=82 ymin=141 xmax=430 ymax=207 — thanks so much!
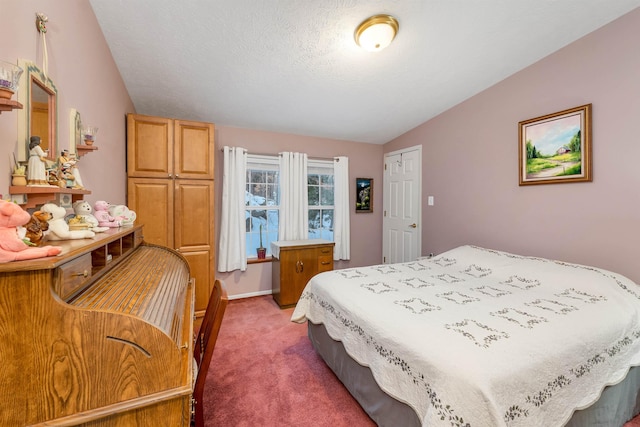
xmin=382 ymin=144 xmax=422 ymax=263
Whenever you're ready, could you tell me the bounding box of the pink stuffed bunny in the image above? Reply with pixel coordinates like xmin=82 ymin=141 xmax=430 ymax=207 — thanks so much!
xmin=93 ymin=200 xmax=122 ymax=228
xmin=0 ymin=200 xmax=62 ymax=263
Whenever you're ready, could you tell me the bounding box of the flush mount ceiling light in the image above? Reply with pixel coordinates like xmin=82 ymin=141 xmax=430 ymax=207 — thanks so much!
xmin=355 ymin=14 xmax=399 ymax=52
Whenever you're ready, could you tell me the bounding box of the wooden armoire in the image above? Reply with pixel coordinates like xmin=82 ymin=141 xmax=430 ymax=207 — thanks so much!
xmin=126 ymin=113 xmax=215 ymax=318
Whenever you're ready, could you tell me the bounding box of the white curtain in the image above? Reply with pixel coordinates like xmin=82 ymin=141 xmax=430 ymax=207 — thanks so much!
xmin=333 ymin=156 xmax=350 ymax=260
xmin=279 ymin=152 xmax=308 ymax=241
xmin=218 ymin=146 xmax=247 ymax=272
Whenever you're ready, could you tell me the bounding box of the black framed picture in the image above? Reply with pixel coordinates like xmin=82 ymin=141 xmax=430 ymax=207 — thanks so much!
xmin=355 ymin=178 xmax=373 ymax=213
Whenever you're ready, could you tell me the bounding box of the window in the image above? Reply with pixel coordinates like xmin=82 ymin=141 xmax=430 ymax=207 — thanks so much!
xmin=245 ymin=155 xmax=279 ymax=258
xmin=307 ymin=161 xmax=334 ymax=241
xmin=245 ymin=156 xmax=334 ymax=258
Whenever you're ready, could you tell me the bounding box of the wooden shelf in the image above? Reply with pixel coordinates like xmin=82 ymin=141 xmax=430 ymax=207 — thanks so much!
xmin=0 ymin=98 xmax=23 ymax=113
xmin=9 ymin=186 xmax=91 ymax=209
xmin=76 ymin=144 xmax=98 ymax=157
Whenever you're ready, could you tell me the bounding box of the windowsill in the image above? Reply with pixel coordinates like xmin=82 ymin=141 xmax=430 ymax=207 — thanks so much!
xmin=247 ymin=256 xmax=274 ymax=265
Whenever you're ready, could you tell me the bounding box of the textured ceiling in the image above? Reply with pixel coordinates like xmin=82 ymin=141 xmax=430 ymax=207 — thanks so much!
xmin=90 ymin=0 xmax=640 ymax=144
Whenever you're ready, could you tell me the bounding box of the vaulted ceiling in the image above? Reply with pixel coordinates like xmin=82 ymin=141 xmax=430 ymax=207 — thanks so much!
xmin=90 ymin=1 xmax=640 ymax=144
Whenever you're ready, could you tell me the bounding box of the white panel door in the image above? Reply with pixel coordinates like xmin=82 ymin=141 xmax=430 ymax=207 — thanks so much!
xmin=383 ymin=146 xmax=421 ymax=263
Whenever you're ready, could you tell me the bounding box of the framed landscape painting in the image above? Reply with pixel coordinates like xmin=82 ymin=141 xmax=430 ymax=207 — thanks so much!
xmin=355 ymin=178 xmax=373 ymax=213
xmin=518 ymin=104 xmax=592 ymax=186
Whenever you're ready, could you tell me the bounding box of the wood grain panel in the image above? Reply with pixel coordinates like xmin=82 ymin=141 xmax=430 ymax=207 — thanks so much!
xmin=0 ymin=228 xmax=193 ymax=426
xmin=272 ymin=242 xmax=335 ymax=308
xmin=180 ymin=250 xmax=211 ymax=316
xmin=174 ymin=120 xmax=215 ymax=179
xmin=126 ymin=114 xmax=173 ymax=178
xmin=127 ymin=178 xmax=174 ymax=247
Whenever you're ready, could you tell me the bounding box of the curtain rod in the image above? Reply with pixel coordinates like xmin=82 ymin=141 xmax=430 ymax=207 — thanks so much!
xmin=219 ymin=148 xmax=340 ymax=161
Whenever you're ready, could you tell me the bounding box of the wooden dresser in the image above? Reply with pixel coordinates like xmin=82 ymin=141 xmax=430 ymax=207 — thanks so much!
xmin=271 ymin=240 xmax=334 ymax=308
xmin=0 ymin=225 xmax=195 ymax=426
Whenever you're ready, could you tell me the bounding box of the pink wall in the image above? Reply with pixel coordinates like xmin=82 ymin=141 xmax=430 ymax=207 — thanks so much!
xmin=214 ymin=126 xmax=384 ymax=297
xmin=0 ymin=0 xmax=134 ymax=205
xmin=385 ymin=8 xmax=640 ymax=284
xmin=0 ymin=2 xmax=384 ymax=299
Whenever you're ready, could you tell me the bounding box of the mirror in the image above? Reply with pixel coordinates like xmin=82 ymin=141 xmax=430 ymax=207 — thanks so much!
xmin=17 ymin=60 xmax=57 ymax=162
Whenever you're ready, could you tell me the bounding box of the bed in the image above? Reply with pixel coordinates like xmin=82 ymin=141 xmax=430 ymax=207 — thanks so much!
xmin=291 ymin=245 xmax=640 ymax=427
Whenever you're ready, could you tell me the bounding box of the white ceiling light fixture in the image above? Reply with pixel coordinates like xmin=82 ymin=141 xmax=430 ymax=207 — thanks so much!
xmin=355 ymin=14 xmax=399 ymax=52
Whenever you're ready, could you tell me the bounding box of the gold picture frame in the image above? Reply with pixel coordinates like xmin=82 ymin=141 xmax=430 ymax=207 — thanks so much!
xmin=518 ymin=104 xmax=592 ymax=185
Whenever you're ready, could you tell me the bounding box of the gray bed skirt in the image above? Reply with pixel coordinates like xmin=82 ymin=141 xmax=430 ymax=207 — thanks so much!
xmin=307 ymin=321 xmax=640 ymax=427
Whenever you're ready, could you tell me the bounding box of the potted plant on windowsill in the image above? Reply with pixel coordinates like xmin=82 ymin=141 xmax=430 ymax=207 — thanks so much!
xmin=257 ymin=224 xmax=266 ymax=259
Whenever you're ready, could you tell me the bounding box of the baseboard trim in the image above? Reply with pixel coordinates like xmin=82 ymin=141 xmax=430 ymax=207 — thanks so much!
xmin=228 ymin=289 xmax=273 ymax=300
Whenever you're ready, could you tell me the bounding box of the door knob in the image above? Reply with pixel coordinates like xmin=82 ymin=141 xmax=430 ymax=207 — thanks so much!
xmin=409 ymin=223 xmax=417 ymax=228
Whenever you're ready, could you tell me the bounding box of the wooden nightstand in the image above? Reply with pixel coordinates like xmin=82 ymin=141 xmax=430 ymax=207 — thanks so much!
xmin=271 ymin=239 xmax=334 ymax=308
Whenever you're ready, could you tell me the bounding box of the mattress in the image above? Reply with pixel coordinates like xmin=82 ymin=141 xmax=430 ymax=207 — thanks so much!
xmin=307 ymin=321 xmax=640 ymax=427
xmin=292 ymin=245 xmax=640 ymax=426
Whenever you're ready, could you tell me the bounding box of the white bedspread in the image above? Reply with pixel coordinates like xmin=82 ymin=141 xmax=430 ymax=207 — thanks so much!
xmin=291 ymin=245 xmax=640 ymax=427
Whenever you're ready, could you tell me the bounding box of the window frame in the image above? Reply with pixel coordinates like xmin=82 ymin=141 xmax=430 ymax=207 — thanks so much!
xmin=244 ymin=155 xmax=335 ymax=260
xmin=307 ymin=159 xmax=335 ymax=241
xmin=245 ymin=155 xmax=280 ymax=259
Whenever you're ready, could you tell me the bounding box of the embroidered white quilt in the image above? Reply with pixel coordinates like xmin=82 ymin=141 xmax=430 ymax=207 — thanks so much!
xmin=291 ymin=245 xmax=640 ymax=427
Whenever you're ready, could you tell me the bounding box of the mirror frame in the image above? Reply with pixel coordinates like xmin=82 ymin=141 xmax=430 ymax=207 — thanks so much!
xmin=17 ymin=59 xmax=58 ymax=162
xmin=69 ymin=108 xmax=82 ymax=156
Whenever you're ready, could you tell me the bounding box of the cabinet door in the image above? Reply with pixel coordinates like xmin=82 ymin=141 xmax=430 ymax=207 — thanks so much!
xmin=174 ymin=120 xmax=215 ymax=179
xmin=175 ymin=180 xmax=214 ymax=316
xmin=127 ymin=178 xmax=174 ymax=247
xmin=295 ymin=247 xmax=320 ymax=299
xmin=127 ymin=114 xmax=174 ymax=178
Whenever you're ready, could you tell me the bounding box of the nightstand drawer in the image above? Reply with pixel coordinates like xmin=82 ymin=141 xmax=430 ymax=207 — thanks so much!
xmin=318 ymin=255 xmax=333 ymax=272
xmin=55 ymin=253 xmax=93 ymax=300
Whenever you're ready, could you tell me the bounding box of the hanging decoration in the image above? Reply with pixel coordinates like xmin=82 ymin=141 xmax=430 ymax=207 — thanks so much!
xmin=35 ymin=12 xmax=49 ymax=79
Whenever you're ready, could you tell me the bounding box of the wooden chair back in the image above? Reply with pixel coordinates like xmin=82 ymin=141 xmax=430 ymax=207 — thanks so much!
xmin=193 ymin=279 xmax=228 ymax=427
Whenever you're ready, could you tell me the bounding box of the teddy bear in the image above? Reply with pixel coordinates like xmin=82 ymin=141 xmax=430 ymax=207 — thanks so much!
xmin=0 ymin=200 xmax=62 ymax=262
xmin=108 ymin=204 xmax=136 ymax=227
xmin=93 ymin=201 xmax=122 ymax=228
xmin=70 ymin=200 xmax=109 ymax=233
xmin=24 ymin=210 xmax=52 ymax=246
xmin=40 ymin=203 xmax=96 ymax=241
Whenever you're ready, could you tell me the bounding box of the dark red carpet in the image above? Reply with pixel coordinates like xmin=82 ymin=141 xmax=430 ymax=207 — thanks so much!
xmin=203 ymin=295 xmax=640 ymax=427
xmin=202 ymin=295 xmax=376 ymax=427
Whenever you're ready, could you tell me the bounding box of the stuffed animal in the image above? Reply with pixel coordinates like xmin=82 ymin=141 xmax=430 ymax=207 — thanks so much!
xmin=40 ymin=203 xmax=96 ymax=241
xmin=24 ymin=210 xmax=52 ymax=246
xmin=108 ymin=204 xmax=136 ymax=226
xmin=71 ymin=200 xmax=109 ymax=232
xmin=0 ymin=200 xmax=62 ymax=262
xmin=93 ymin=201 xmax=122 ymax=228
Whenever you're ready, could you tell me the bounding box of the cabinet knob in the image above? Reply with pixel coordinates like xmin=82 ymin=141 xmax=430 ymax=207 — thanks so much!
xmin=73 ymin=270 xmax=89 ymax=278
xmin=296 ymin=260 xmax=304 ymax=273
xmin=168 ymin=173 xmax=173 ymax=179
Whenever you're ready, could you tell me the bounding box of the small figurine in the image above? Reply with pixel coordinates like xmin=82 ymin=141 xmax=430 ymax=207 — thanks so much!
xmin=57 ymin=149 xmax=84 ymax=189
xmin=108 ymin=204 xmax=136 ymax=226
xmin=93 ymin=201 xmax=122 ymax=228
xmin=27 ymin=136 xmax=52 ymax=187
xmin=40 ymin=203 xmax=95 ymax=241
xmin=70 ymin=201 xmax=109 ymax=232
xmin=24 ymin=210 xmax=52 ymax=246
xmin=0 ymin=200 xmax=62 ymax=262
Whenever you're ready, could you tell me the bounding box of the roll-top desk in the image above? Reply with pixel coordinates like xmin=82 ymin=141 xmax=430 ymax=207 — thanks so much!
xmin=0 ymin=225 xmax=195 ymax=426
